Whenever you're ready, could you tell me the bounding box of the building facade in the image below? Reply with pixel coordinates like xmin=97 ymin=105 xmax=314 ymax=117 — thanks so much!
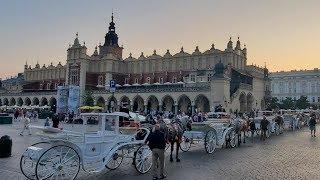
xmin=0 ymin=14 xmax=270 ymax=115
xmin=270 ymin=69 xmax=320 ymax=105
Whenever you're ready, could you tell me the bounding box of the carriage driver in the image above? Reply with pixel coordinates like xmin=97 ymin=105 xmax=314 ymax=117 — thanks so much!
xmin=145 ymin=123 xmax=167 ymax=180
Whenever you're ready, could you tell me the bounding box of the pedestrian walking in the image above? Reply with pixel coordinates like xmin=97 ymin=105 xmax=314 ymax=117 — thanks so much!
xmin=44 ymin=117 xmax=50 ymax=127
xmin=260 ymin=116 xmax=269 ymax=141
xmin=309 ymin=113 xmax=317 ymax=137
xmin=52 ymin=114 xmax=60 ymax=128
xmin=249 ymin=119 xmax=256 ymax=142
xmin=145 ymin=124 xmax=167 ymax=180
xmin=20 ymin=116 xmax=31 ymax=136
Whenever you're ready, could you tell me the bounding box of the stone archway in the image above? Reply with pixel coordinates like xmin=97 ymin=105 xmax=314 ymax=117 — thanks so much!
xmin=96 ymin=96 xmax=105 ymax=108
xmin=17 ymin=97 xmax=23 ymax=106
xmin=194 ymin=94 xmax=210 ymax=113
xmin=25 ymin=97 xmax=31 ymax=106
xmin=10 ymin=98 xmax=16 ymax=106
xmin=239 ymin=92 xmax=247 ymax=113
xmin=49 ymin=97 xmax=57 ymax=112
xmin=246 ymin=93 xmax=254 ymax=113
xmin=132 ymin=95 xmax=144 ymax=113
xmin=120 ymin=96 xmax=130 ymax=109
xmin=162 ymin=95 xmax=174 ymax=113
xmin=107 ymin=96 xmax=117 ymax=112
xmin=40 ymin=97 xmax=48 ymax=106
xmin=177 ymin=95 xmax=191 ymax=115
xmin=3 ymin=98 xmax=9 ymax=106
xmin=33 ymin=97 xmax=40 ymax=106
xmin=147 ymin=95 xmax=159 ymax=114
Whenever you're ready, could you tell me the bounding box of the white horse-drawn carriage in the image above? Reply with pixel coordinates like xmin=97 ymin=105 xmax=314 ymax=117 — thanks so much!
xmin=180 ymin=112 xmax=237 ymax=154
xmin=20 ymin=112 xmax=152 ymax=180
xmin=251 ymin=111 xmax=281 ymax=137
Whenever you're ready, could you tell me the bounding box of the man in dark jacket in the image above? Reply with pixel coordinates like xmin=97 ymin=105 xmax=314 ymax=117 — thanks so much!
xmin=145 ymin=124 xmax=167 ymax=180
xmin=309 ymin=113 xmax=317 ymax=137
xmin=260 ymin=116 xmax=270 ymax=141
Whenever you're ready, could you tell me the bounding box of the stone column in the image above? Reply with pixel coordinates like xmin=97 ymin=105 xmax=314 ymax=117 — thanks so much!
xmin=191 ymin=104 xmax=195 ymax=116
xmin=144 ymin=104 xmax=148 ymax=114
xmin=174 ymin=103 xmax=178 ymax=115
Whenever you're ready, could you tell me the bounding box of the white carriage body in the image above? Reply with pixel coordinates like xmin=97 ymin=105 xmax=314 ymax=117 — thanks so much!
xmin=21 ymin=112 xmax=152 ymax=180
xmin=181 ymin=112 xmax=236 ymax=153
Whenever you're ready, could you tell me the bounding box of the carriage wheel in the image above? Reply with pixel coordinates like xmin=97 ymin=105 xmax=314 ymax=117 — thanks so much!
xmin=228 ymin=130 xmax=237 ymax=148
xmin=36 ymin=145 xmax=80 ymax=180
xmin=106 ymin=149 xmax=124 ymax=170
xmin=204 ymin=130 xmax=216 ymax=154
xmin=275 ymin=124 xmax=280 ymax=136
xmin=266 ymin=129 xmax=271 ymax=138
xmin=20 ymin=142 xmax=50 ymax=180
xmin=180 ymin=135 xmax=191 ymax=152
xmin=134 ymin=145 xmax=152 ymax=174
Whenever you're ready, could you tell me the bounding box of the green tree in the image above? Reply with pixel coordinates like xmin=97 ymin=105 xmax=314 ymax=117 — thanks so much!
xmin=280 ymin=97 xmax=295 ymax=110
xmin=82 ymin=90 xmax=94 ymax=106
xmin=296 ymin=96 xmax=310 ymax=109
xmin=268 ymin=97 xmax=279 ymax=110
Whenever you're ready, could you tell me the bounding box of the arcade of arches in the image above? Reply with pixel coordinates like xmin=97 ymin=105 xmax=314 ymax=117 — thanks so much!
xmin=0 ymin=96 xmax=57 ymax=112
xmin=0 ymin=92 xmax=258 ymax=115
xmin=91 ymin=94 xmax=212 ymax=115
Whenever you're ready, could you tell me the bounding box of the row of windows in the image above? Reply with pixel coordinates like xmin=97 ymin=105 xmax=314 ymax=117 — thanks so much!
xmin=124 ymin=77 xmax=178 ymax=85
xmin=277 ymin=96 xmax=320 ymax=103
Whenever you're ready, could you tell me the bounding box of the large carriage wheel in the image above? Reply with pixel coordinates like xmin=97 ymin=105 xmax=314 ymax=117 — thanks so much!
xmin=134 ymin=145 xmax=152 ymax=174
xmin=275 ymin=124 xmax=280 ymax=136
xmin=35 ymin=145 xmax=80 ymax=180
xmin=228 ymin=130 xmax=238 ymax=148
xmin=204 ymin=130 xmax=216 ymax=154
xmin=106 ymin=149 xmax=124 ymax=170
xmin=180 ymin=135 xmax=191 ymax=152
xmin=266 ymin=129 xmax=271 ymax=138
xmin=20 ymin=142 xmax=50 ymax=180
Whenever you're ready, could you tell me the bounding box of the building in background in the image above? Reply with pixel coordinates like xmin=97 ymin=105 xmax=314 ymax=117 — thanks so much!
xmin=1 ymin=73 xmax=24 ymax=93
xmin=0 ymin=14 xmax=270 ymax=115
xmin=270 ymin=69 xmax=320 ymax=106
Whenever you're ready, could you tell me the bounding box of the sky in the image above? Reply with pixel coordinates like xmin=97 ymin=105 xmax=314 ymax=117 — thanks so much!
xmin=0 ymin=0 xmax=319 ymax=79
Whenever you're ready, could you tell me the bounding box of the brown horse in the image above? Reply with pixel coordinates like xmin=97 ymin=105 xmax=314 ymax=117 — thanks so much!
xmin=159 ymin=117 xmax=190 ymax=162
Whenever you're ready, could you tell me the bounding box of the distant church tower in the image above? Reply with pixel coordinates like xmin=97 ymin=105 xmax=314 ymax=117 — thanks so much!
xmin=99 ymin=13 xmax=123 ymax=59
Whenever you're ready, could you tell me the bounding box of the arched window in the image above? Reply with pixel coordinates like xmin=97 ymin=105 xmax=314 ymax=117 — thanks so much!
xmin=172 ymin=77 xmax=177 ymax=83
xmin=98 ymin=75 xmax=104 ymax=86
xmin=147 ymin=77 xmax=151 ymax=84
xmin=124 ymin=78 xmax=129 ymax=84
xmin=135 ymin=78 xmax=139 ymax=84
xmin=159 ymin=77 xmax=164 ymax=84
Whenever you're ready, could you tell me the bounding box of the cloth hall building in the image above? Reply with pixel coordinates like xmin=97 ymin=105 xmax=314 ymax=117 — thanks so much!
xmin=0 ymin=15 xmax=270 ymax=115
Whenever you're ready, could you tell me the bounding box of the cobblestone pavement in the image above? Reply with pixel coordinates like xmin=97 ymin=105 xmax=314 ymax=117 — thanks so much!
xmin=1 ymin=120 xmax=320 ymax=180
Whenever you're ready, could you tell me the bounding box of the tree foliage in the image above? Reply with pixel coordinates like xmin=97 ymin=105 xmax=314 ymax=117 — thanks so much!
xmin=296 ymin=96 xmax=310 ymax=109
xmin=268 ymin=97 xmax=279 ymax=110
xmin=82 ymin=90 xmax=94 ymax=106
xmin=280 ymin=97 xmax=295 ymax=110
